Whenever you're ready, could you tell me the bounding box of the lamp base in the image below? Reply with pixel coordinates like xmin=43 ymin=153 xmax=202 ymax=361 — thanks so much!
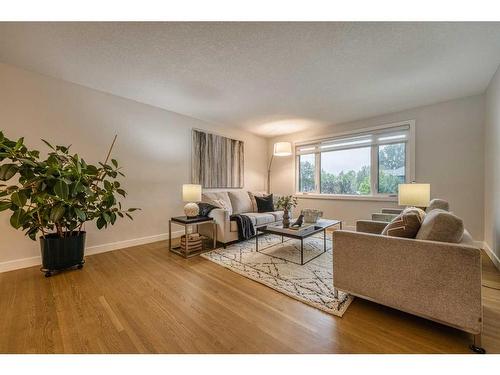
xmin=184 ymin=202 xmax=200 ymax=218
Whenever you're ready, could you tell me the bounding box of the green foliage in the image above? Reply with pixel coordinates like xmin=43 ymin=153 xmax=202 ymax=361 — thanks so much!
xmin=299 ymin=143 xmax=406 ymax=195
xmin=299 ymin=159 xmax=315 ymax=192
xmin=320 ymin=165 xmax=370 ymax=195
xmin=275 ymin=195 xmax=298 ymax=211
xmin=0 ymin=131 xmax=139 ymax=241
xmin=378 ymin=143 xmax=406 ymax=194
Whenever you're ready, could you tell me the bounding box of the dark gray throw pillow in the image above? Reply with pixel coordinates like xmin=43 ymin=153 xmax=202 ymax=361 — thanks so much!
xmin=255 ymin=194 xmax=275 ymax=213
xmin=197 ymin=202 xmax=219 ymax=217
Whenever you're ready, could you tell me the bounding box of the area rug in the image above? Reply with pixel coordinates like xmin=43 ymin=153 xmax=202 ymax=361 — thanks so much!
xmin=201 ymin=233 xmax=353 ymax=317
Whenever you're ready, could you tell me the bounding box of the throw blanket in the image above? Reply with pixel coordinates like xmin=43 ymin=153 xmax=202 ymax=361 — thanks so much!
xmin=230 ymin=214 xmax=255 ymax=241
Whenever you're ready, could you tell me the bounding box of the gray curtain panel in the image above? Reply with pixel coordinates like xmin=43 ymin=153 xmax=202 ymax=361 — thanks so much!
xmin=192 ymin=129 xmax=244 ymax=188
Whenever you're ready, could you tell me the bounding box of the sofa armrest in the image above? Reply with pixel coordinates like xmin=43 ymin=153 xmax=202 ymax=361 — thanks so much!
xmin=332 ymin=230 xmax=482 ymax=334
xmin=207 ymin=208 xmax=232 ymax=241
xmin=356 ymin=220 xmax=387 ymax=234
xmin=381 ymin=208 xmax=403 ymax=214
xmin=371 ymin=213 xmax=398 ymax=222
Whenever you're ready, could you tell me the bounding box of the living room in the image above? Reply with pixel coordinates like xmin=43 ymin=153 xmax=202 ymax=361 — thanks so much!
xmin=1 ymin=1 xmax=500 ymax=372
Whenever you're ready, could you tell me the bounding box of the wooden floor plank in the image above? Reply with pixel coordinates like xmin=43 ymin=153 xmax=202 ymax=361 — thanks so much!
xmin=0 ymin=239 xmax=498 ymax=353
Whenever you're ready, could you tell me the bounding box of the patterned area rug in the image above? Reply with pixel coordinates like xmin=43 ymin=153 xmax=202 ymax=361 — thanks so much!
xmin=201 ymin=233 xmax=353 ymax=317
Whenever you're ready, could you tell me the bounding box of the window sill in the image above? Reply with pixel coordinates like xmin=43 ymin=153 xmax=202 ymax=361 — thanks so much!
xmin=294 ymin=193 xmax=398 ymax=202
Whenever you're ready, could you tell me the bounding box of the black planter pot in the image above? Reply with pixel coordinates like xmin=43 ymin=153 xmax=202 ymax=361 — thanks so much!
xmin=40 ymin=231 xmax=86 ymax=277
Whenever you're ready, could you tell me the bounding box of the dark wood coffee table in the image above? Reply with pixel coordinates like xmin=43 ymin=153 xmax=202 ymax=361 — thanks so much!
xmin=255 ymin=219 xmax=342 ymax=265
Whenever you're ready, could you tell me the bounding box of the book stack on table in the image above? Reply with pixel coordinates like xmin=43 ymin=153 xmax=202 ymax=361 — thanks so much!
xmin=281 ymin=224 xmax=316 ymax=235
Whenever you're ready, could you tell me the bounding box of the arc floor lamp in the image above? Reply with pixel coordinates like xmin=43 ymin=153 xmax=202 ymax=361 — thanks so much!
xmin=267 ymin=142 xmax=293 ymax=193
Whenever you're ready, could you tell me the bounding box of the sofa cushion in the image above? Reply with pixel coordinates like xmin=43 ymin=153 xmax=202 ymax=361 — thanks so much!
xmin=249 ymin=191 xmax=267 ymax=212
xmin=416 ymin=209 xmax=464 ymax=243
xmin=255 ymin=194 xmax=275 ymax=213
xmin=244 ymin=212 xmax=275 ymax=226
xmin=228 ymin=190 xmax=253 ymax=214
xmin=269 ymin=210 xmax=284 ymax=221
xmin=381 ymin=207 xmax=424 ymax=238
xmin=202 ymin=192 xmax=233 ymax=214
xmin=426 ymin=199 xmax=449 ymax=213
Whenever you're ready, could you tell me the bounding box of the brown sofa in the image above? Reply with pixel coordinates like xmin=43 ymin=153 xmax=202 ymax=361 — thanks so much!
xmin=332 ymin=203 xmax=484 ymax=353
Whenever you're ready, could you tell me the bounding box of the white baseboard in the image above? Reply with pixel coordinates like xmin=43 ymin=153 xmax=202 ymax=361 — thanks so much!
xmin=0 ymin=230 xmax=184 ymax=274
xmin=482 ymin=241 xmax=500 ymax=272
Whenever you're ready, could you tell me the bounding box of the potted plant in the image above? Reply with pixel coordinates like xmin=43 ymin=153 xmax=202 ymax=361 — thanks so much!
xmin=0 ymin=132 xmax=138 ymax=277
xmin=275 ymin=195 xmax=298 ymax=228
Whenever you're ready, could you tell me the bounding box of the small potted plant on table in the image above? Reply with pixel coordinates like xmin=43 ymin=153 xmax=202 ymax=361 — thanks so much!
xmin=275 ymin=195 xmax=298 ymax=228
xmin=0 ymin=132 xmax=138 ymax=277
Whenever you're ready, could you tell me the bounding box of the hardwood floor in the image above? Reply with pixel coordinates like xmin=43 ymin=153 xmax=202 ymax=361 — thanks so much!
xmin=0 ymin=240 xmax=499 ymax=354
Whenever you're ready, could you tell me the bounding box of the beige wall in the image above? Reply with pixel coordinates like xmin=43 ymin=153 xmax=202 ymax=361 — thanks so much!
xmin=269 ymin=95 xmax=485 ymax=239
xmin=484 ymin=65 xmax=500 ymax=261
xmin=0 ymin=63 xmax=268 ymax=267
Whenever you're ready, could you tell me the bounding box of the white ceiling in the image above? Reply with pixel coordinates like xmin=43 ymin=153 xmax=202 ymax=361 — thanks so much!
xmin=1 ymin=22 xmax=500 ymax=137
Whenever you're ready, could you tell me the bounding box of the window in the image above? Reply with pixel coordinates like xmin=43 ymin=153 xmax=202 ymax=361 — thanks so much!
xmin=320 ymin=147 xmax=371 ymax=195
xmin=378 ymin=143 xmax=406 ymax=194
xmin=298 ymin=154 xmax=315 ymax=192
xmin=296 ymin=122 xmax=413 ymax=198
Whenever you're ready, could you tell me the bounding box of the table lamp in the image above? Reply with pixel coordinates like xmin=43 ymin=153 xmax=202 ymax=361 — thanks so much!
xmin=267 ymin=142 xmax=292 ymax=193
xmin=398 ymin=183 xmax=430 ymax=209
xmin=182 ymin=184 xmax=202 ymax=218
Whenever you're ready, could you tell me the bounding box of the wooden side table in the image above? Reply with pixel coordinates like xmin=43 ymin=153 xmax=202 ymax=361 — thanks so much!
xmin=168 ymin=216 xmax=217 ymax=258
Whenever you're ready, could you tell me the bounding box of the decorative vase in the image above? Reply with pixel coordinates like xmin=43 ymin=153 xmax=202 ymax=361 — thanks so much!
xmin=283 ymin=208 xmax=290 ymax=228
xmin=40 ymin=231 xmax=86 ymax=277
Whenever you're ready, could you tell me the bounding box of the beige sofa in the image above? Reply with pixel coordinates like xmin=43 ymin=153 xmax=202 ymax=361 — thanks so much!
xmin=198 ymin=190 xmax=284 ymax=246
xmin=332 ymin=203 xmax=484 ymax=353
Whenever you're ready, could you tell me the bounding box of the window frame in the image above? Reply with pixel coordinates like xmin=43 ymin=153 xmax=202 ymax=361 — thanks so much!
xmin=294 ymin=120 xmax=415 ymax=201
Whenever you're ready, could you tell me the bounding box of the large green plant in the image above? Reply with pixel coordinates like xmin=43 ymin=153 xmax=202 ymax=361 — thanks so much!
xmin=0 ymin=131 xmax=138 ymax=240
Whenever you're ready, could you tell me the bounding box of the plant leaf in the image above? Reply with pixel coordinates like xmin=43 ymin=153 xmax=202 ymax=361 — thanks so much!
xmin=74 ymin=207 xmax=86 ymax=221
xmin=50 ymin=206 xmax=65 ymax=223
xmin=104 ymin=180 xmax=112 ymax=191
xmin=0 ymin=201 xmax=11 ymax=212
xmin=96 ymin=217 xmax=106 ymax=229
xmin=41 ymin=139 xmax=55 ymax=150
xmin=54 ymin=180 xmax=69 ymax=200
xmin=111 ymin=159 xmax=118 ymax=168
xmin=10 ymin=209 xmax=26 ymax=229
xmin=11 ymin=191 xmax=27 ymax=207
xmin=0 ymin=164 xmax=18 ymax=181
xmin=14 ymin=137 xmax=24 ymax=150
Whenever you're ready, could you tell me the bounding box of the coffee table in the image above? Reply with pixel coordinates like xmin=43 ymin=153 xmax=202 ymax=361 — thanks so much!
xmin=256 ymin=219 xmax=342 ymax=265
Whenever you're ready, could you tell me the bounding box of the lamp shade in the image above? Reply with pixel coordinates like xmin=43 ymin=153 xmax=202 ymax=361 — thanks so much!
xmin=273 ymin=142 xmax=292 ymax=156
xmin=182 ymin=184 xmax=202 ymax=202
xmin=398 ymin=183 xmax=430 ymax=207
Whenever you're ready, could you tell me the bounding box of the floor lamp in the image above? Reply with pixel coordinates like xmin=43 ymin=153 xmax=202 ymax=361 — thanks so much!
xmin=267 ymin=142 xmax=292 ymax=194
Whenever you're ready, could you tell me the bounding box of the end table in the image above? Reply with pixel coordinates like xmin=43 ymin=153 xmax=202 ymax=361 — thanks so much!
xmin=168 ymin=216 xmax=217 ymax=258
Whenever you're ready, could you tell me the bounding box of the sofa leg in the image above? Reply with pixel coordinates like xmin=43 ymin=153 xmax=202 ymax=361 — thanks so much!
xmin=469 ymin=334 xmax=486 ymax=354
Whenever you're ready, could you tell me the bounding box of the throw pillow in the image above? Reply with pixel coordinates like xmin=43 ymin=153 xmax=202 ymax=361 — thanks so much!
xmin=212 ymin=198 xmax=231 ymax=211
xmin=228 ymin=190 xmax=253 ymax=214
xmin=381 ymin=208 xmax=424 ymax=238
xmin=197 ymin=202 xmax=219 ymax=217
xmin=255 ymin=194 xmax=275 ymax=213
xmin=248 ymin=191 xmax=267 ymax=212
xmin=425 ymin=199 xmax=450 ymax=213
xmin=416 ymin=209 xmax=464 ymax=243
